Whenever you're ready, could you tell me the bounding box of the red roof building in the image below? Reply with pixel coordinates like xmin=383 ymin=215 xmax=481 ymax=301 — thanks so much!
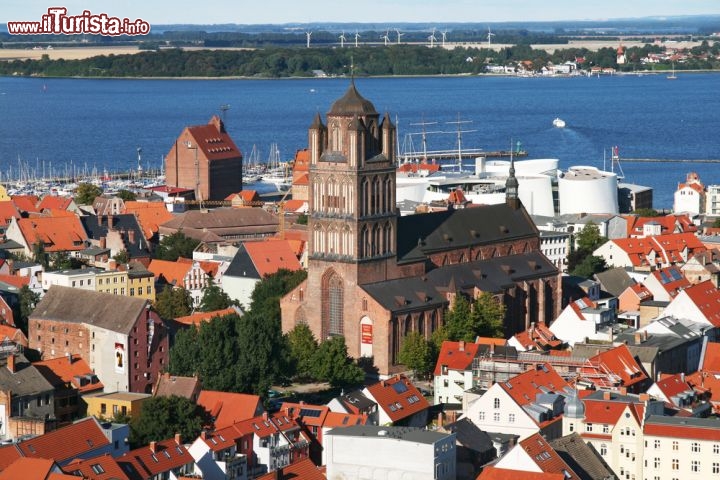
xmin=663 ymin=280 xmax=720 ymax=330
xmin=509 ymin=321 xmax=563 ymax=352
xmin=699 ymin=341 xmax=720 ymax=372
xmin=618 ymin=283 xmax=653 ymax=313
xmin=595 ymin=232 xmax=706 ymax=269
xmin=62 ymin=454 xmax=130 ymax=480
xmin=10 ymin=195 xmax=40 ymax=214
xmin=623 ymin=213 xmax=696 ymax=238
xmin=477 ymin=466 xmax=564 ymax=480
xmin=362 ymin=375 xmax=430 ymax=426
xmin=122 ymin=201 xmax=174 ymax=240
xmin=643 ymin=265 xmax=691 ymax=302
xmin=256 ymin=458 xmax=326 ymax=480
xmin=6 ymin=215 xmax=87 ymax=256
xmin=173 ymin=307 xmax=238 ymax=327
xmin=197 ymin=390 xmax=263 ymax=430
xmin=118 ymin=436 xmax=193 ymax=480
xmin=582 ymin=344 xmax=649 ymax=393
xmin=243 ymin=240 xmax=303 ymax=278
xmin=165 ymin=115 xmax=243 ymax=201
xmin=492 ymin=433 xmax=580 ymax=479
xmin=18 ymin=417 xmax=114 ymax=466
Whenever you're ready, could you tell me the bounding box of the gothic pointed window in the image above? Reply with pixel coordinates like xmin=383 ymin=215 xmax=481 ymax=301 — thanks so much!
xmin=322 ymin=270 xmax=344 ymax=337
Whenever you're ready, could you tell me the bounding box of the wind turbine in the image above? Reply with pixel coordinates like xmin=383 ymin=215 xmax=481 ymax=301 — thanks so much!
xmin=395 ymin=29 xmax=404 ymax=45
xmin=428 ymin=28 xmax=437 ymax=48
xmin=339 ymin=31 xmax=346 ymax=48
xmin=441 ymin=30 xmax=448 ymax=47
xmin=305 ymin=31 xmax=312 ymax=48
xmin=354 ymin=30 xmax=361 ymax=47
xmin=487 ymin=27 xmax=495 ymax=47
xmin=381 ymin=30 xmax=390 ymax=46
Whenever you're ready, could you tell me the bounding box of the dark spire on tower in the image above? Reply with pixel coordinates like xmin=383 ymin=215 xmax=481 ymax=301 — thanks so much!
xmin=506 ymin=149 xmax=520 ymax=209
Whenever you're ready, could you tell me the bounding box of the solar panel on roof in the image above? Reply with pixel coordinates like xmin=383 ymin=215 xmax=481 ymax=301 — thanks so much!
xmin=669 ymin=269 xmax=683 ymax=281
xmin=299 ymin=408 xmax=322 ymax=418
xmin=391 ymin=382 xmax=409 ymax=394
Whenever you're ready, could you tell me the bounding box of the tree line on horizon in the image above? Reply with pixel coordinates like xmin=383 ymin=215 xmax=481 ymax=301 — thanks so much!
xmin=1 ymin=41 xmax=719 ymax=78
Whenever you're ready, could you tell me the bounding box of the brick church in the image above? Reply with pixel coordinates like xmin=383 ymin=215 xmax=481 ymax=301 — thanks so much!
xmin=280 ymin=83 xmax=561 ymax=375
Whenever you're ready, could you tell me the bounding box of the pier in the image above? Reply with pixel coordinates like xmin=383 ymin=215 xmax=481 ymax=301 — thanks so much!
xmin=397 ymin=148 xmax=528 ymax=164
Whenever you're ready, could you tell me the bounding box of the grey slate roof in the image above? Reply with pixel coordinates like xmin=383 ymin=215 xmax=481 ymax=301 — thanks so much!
xmin=81 ymin=214 xmax=149 ymax=259
xmin=224 ymin=244 xmax=259 ymax=279
xmin=0 ymin=354 xmax=54 ymax=397
xmin=441 ymin=418 xmax=495 ymax=454
xmin=397 ymin=202 xmax=538 ymax=264
xmin=594 ymin=267 xmax=636 ymax=297
xmin=550 ymin=433 xmax=616 ymax=480
xmin=31 ymin=285 xmax=148 ymax=334
xmin=362 ymin=251 xmax=557 ymax=313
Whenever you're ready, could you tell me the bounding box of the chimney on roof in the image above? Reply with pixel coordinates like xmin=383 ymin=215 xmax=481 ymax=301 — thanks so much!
xmin=67 ymin=352 xmax=73 ymax=364
xmin=262 ymin=411 xmax=269 ymax=421
xmin=175 ymin=433 xmax=182 ymax=445
xmin=128 ymin=229 xmax=135 ymax=244
xmin=200 ymin=430 xmax=207 ymax=440
xmin=490 ymin=343 xmax=495 ymax=356
xmin=634 ymin=332 xmax=642 ymax=344
xmin=7 ymin=354 xmax=15 ymax=373
xmin=97 ymin=215 xmax=102 ymax=226
xmin=108 ymin=215 xmax=114 ymax=229
xmin=149 ymin=441 xmax=157 ymax=453
xmin=619 ymin=387 xmax=628 ymax=395
xmin=639 ymin=393 xmax=650 ymax=402
xmin=643 ymin=330 xmax=648 ymax=341
xmin=437 ymin=411 xmax=443 ymax=428
xmin=459 ymin=340 xmax=465 ymax=352
xmin=602 ymin=391 xmax=611 ymax=401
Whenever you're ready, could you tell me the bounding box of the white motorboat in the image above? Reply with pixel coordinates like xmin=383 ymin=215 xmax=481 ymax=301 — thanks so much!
xmin=553 ymin=117 xmax=566 ymax=128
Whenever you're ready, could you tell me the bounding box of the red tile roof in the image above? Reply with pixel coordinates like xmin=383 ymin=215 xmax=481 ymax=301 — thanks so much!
xmin=0 ymin=457 xmax=57 ymax=480
xmin=681 ymin=280 xmax=720 ymax=327
xmin=173 ymin=307 xmax=237 ymax=326
xmin=0 ymin=201 xmax=21 ymax=227
xmin=364 ymin=375 xmax=430 ymax=423
xmin=62 ymin=454 xmax=130 ymax=480
xmin=244 ymin=240 xmax=303 ymax=277
xmin=475 ymin=337 xmax=508 ymax=347
xmin=584 ymin=344 xmax=648 ymax=389
xmin=628 ymin=283 xmax=652 ymax=299
xmin=281 ymin=199 xmax=307 ymax=213
xmin=498 ymin=364 xmax=570 ymax=422
xmin=18 ymin=417 xmax=110 ymax=463
xmin=0 ymin=274 xmax=30 ymax=290
xmin=256 ymin=458 xmax=326 ymax=480
xmin=648 ymin=266 xmax=690 ymax=298
xmin=187 ymin=116 xmax=242 ymax=162
xmin=176 ymin=257 xmax=220 ymax=278
xmin=686 ymin=370 xmax=720 ymax=413
xmin=700 ymin=342 xmax=720 ymax=372
xmin=0 ymin=324 xmax=26 ymax=345
xmin=477 ymin=466 xmax=564 ymax=480
xmin=397 ymin=163 xmax=442 ymax=174
xmin=516 ymin=433 xmax=579 ymax=479
xmin=512 ymin=322 xmax=562 ymax=350
xmin=654 ymin=373 xmax=694 ymax=406
xmin=0 ymin=444 xmax=22 ymax=472
xmin=148 ymin=259 xmax=192 ymax=288
xmin=322 ymin=411 xmax=368 ymax=428
xmin=609 ymin=233 xmax=705 ymax=267
xmin=123 ymin=201 xmax=174 ymax=239
xmin=118 ymin=437 xmax=190 ymax=478
xmin=644 ymin=420 xmax=720 ymax=441
xmin=37 ymin=195 xmax=73 ymax=212
xmin=33 ymin=354 xmax=104 ymax=393
xmin=197 ymin=390 xmax=263 ymax=429
xmin=624 ymin=214 xmax=696 ymax=237
xmin=11 ymin=195 xmax=40 ymax=214
xmin=434 ymin=340 xmax=480 ymax=376
xmin=233 ymin=412 xmax=301 ymax=439
xmin=16 ymin=216 xmax=87 ymax=252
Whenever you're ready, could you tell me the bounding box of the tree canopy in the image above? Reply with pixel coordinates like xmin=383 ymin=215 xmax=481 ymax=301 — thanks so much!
xmin=287 ymin=323 xmax=318 ymax=381
xmin=443 ymin=292 xmax=506 ymax=342
xmin=154 ymin=231 xmax=200 ymax=261
xmin=197 ymin=278 xmax=235 ymax=312
xmin=153 ymin=287 xmax=193 ymax=320
xmin=569 ymin=222 xmax=609 ymax=278
xmin=74 ymin=183 xmax=103 ymax=205
xmin=129 ymin=395 xmax=206 ymax=448
xmin=116 ymin=189 xmax=137 ymax=201
xmin=311 ymin=336 xmax=365 ymax=388
xmin=398 ymin=331 xmax=433 ymax=379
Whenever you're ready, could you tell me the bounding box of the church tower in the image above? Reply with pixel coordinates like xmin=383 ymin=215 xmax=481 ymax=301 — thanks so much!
xmin=506 ymin=153 xmax=520 ymax=210
xmin=305 ymin=82 xmax=397 ymax=341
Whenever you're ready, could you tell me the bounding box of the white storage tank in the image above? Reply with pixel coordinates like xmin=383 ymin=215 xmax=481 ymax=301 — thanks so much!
xmin=558 ymin=166 xmax=618 ymax=215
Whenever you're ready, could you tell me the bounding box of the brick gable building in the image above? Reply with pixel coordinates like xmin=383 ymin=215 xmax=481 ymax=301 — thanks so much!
xmin=280 ymin=83 xmax=561 ymax=375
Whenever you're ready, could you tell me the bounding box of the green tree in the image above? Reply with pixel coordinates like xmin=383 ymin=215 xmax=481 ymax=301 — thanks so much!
xmin=236 ymin=308 xmax=289 ymax=395
xmin=154 ymin=231 xmax=200 ymax=261
xmin=713 ymin=218 xmax=720 ymax=229
xmin=398 ymin=331 xmax=433 ymax=379
xmin=197 ymin=278 xmax=235 ymax=312
xmin=153 ymin=287 xmax=193 ymax=319
xmin=129 ymin=395 xmax=205 ymax=448
xmin=116 ymin=189 xmax=137 ymax=201
xmin=74 ymin=183 xmax=103 ymax=205
xmin=287 ymin=323 xmax=318 ymax=381
xmin=32 ymin=240 xmax=48 ymax=268
xmin=16 ymin=285 xmax=40 ymax=335
xmin=575 ymin=222 xmax=606 ymax=253
xmin=113 ymin=250 xmax=130 ymax=264
xmin=443 ymin=292 xmax=506 ymax=342
xmin=48 ymin=251 xmax=82 ymax=271
xmin=633 ymin=208 xmax=662 ymax=217
xmin=312 ymin=336 xmax=365 ymax=387
xmin=168 ymin=325 xmax=201 ymax=377
xmin=571 ymin=255 xmax=608 ymax=278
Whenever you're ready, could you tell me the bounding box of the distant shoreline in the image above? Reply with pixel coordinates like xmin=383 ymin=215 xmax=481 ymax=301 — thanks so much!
xmin=3 ymin=69 xmax=720 ymax=81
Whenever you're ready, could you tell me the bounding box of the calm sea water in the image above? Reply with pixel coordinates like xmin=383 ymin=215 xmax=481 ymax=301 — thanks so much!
xmin=1 ymin=74 xmax=719 ymax=208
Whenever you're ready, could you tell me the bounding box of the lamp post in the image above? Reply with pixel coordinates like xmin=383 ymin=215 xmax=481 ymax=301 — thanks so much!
xmin=185 ymin=141 xmax=201 ymax=209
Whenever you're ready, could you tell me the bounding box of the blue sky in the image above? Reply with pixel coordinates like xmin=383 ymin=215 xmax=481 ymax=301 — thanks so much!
xmin=3 ymin=0 xmax=720 ymax=25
